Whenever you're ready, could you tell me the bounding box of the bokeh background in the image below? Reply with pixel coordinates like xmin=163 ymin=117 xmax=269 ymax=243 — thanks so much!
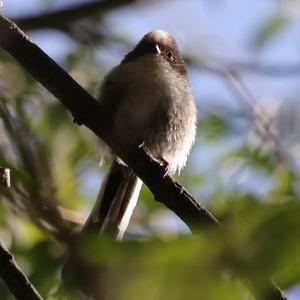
xmin=1 ymin=0 xmax=300 ymax=299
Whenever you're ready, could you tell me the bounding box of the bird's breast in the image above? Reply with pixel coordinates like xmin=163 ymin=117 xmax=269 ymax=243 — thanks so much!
xmin=112 ymin=57 xmax=197 ymax=174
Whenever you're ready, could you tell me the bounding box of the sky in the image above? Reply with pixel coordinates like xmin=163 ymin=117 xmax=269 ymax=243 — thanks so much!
xmin=2 ymin=1 xmax=300 ymax=297
xmin=3 ymin=0 xmax=300 ymax=214
xmin=4 ymin=0 xmax=300 ymax=102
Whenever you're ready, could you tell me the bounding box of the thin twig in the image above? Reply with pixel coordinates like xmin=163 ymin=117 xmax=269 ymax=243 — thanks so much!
xmin=198 ymin=56 xmax=300 ymax=77
xmin=0 ymin=99 xmax=73 ymax=242
xmin=57 ymin=205 xmax=86 ymax=225
xmin=222 ymin=59 xmax=300 ymax=77
xmin=197 ymin=62 xmax=288 ymax=162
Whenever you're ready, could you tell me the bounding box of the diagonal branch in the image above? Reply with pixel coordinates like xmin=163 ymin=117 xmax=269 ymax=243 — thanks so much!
xmin=13 ymin=0 xmax=137 ymax=31
xmin=0 ymin=173 xmax=43 ymax=300
xmin=0 ymin=13 xmax=287 ymax=300
xmin=0 ymin=13 xmax=217 ymax=232
xmin=0 ymin=242 xmax=43 ymax=300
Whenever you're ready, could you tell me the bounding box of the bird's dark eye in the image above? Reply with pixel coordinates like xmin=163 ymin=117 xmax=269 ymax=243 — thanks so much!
xmin=166 ymin=50 xmax=174 ymax=62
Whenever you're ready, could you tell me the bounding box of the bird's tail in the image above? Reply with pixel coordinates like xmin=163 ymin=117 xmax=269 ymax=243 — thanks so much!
xmin=83 ymin=160 xmax=142 ymax=240
xmin=61 ymin=161 xmax=141 ymax=293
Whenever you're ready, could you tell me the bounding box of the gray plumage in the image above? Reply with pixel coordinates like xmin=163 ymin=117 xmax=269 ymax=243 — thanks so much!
xmin=84 ymin=30 xmax=197 ymax=239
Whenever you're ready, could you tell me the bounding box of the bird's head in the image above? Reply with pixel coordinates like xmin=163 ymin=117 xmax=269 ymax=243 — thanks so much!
xmin=122 ymin=30 xmax=187 ymax=76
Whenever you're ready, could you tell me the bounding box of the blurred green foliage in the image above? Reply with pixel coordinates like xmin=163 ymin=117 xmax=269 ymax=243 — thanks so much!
xmin=1 ymin=0 xmax=300 ymax=299
xmin=252 ymin=15 xmax=288 ymax=48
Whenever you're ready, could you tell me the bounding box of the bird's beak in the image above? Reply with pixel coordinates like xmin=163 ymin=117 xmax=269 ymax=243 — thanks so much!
xmin=155 ymin=44 xmax=162 ymax=54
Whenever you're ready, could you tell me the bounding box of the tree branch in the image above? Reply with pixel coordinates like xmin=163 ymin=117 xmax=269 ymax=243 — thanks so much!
xmin=0 ymin=12 xmax=217 ymax=232
xmin=13 ymin=0 xmax=137 ymax=31
xmin=0 ymin=14 xmax=287 ymax=300
xmin=0 ymin=166 xmax=42 ymax=300
xmin=0 ymin=242 xmax=43 ymax=300
xmin=0 ymin=243 xmax=43 ymax=300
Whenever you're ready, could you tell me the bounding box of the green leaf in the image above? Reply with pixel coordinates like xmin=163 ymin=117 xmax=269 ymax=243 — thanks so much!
xmin=252 ymin=15 xmax=288 ymax=48
xmin=200 ymin=113 xmax=227 ymax=141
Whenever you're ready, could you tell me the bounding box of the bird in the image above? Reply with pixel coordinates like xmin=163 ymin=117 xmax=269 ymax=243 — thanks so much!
xmin=83 ymin=30 xmax=197 ymax=240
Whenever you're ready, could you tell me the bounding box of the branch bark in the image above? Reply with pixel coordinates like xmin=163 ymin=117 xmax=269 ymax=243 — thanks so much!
xmin=0 ymin=170 xmax=42 ymax=300
xmin=0 ymin=13 xmax=217 ymax=232
xmin=0 ymin=13 xmax=287 ymax=300
xmin=0 ymin=243 xmax=43 ymax=300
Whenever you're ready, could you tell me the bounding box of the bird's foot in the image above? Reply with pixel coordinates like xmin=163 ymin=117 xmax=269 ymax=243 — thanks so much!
xmin=155 ymin=156 xmax=169 ymax=178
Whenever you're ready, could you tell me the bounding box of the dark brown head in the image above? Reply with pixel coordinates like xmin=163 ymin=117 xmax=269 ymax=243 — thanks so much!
xmin=122 ymin=30 xmax=187 ymax=76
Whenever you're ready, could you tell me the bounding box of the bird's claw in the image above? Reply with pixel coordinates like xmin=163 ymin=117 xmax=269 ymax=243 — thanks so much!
xmin=139 ymin=143 xmax=169 ymax=177
xmin=155 ymin=156 xmax=169 ymax=178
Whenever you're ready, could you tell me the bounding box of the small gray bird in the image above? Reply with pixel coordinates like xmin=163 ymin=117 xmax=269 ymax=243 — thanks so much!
xmin=84 ymin=30 xmax=197 ymax=240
